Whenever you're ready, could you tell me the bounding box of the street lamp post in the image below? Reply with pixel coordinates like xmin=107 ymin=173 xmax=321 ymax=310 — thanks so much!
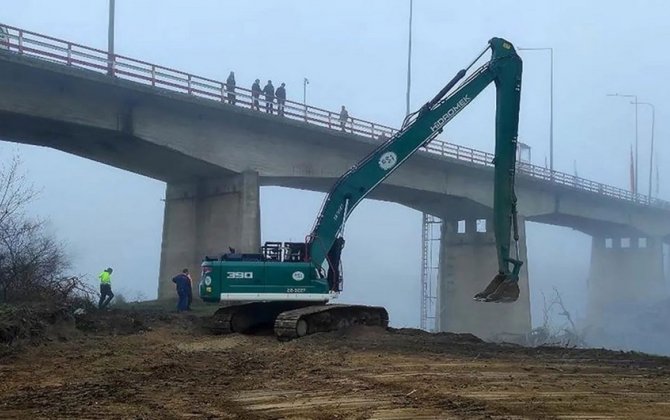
xmin=635 ymin=101 xmax=655 ymax=201
xmin=607 ymin=93 xmax=639 ymax=194
xmin=303 ymin=77 xmax=309 ymax=105
xmin=405 ymin=0 xmax=413 ymax=116
xmin=303 ymin=77 xmax=309 ymax=120
xmin=518 ymin=47 xmax=554 ymax=173
xmin=108 ymin=0 xmax=115 ymax=76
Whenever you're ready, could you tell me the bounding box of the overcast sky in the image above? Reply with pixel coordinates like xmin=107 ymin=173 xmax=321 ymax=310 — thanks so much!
xmin=1 ymin=0 xmax=668 ymax=329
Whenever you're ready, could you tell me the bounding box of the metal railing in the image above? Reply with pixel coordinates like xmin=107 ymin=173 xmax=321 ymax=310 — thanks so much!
xmin=1 ymin=24 xmax=667 ymax=209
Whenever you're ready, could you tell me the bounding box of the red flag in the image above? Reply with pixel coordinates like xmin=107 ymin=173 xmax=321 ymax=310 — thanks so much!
xmin=629 ymin=145 xmax=636 ymax=194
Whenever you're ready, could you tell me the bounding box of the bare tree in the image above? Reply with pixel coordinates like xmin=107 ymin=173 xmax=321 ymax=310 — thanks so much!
xmin=0 ymin=156 xmax=37 ymax=227
xmin=524 ymin=288 xmax=586 ymax=348
xmin=0 ymin=156 xmax=91 ymax=304
xmin=549 ymin=286 xmax=585 ymax=347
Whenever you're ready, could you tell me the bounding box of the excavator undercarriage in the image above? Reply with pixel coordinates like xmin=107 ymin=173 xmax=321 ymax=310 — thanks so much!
xmin=209 ymin=302 xmax=389 ymax=340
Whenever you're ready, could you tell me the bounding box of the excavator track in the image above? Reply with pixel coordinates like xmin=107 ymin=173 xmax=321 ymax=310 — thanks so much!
xmin=209 ymin=301 xmax=314 ymax=335
xmin=274 ymin=304 xmax=389 ymax=341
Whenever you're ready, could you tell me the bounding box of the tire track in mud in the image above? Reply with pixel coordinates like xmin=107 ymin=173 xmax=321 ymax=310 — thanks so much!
xmin=174 ymin=334 xmax=452 ymax=419
xmin=229 ymin=377 xmax=452 ymax=419
xmin=341 ymin=364 xmax=543 ymax=419
xmin=331 ymin=355 xmax=670 ymax=419
xmin=210 ymin=337 xmax=507 ymax=419
xmin=273 ymin=332 xmax=534 ymax=419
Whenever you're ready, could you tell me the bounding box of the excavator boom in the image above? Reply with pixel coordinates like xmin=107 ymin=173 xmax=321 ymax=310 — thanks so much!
xmin=307 ymin=37 xmax=523 ymax=302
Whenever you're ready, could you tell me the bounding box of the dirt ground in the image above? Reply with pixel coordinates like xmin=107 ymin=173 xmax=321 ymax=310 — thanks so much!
xmin=1 ymin=308 xmax=669 ymax=419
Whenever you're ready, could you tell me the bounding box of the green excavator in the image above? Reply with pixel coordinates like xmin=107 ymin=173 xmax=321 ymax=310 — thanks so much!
xmin=199 ymin=37 xmax=524 ymax=339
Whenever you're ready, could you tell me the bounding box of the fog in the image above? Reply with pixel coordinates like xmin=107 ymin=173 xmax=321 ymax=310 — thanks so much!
xmin=1 ymin=1 xmax=669 ymax=354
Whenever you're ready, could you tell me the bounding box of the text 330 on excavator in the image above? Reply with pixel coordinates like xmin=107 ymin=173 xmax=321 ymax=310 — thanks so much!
xmin=199 ymin=37 xmax=524 ymax=340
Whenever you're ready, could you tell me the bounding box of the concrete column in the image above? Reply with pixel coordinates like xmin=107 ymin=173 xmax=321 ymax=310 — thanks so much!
xmin=587 ymin=235 xmax=667 ymax=325
xmin=438 ymin=217 xmax=531 ymax=340
xmin=157 ymin=171 xmax=261 ymax=300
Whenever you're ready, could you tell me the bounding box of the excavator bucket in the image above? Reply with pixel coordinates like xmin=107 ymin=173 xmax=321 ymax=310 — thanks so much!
xmin=474 ymin=258 xmax=523 ymax=303
xmin=474 ymin=274 xmax=520 ymax=303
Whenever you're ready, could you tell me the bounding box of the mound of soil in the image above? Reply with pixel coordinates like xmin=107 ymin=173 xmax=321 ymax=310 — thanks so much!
xmin=0 ymin=304 xmax=75 ymax=354
xmin=74 ymin=309 xmax=148 ymax=335
xmin=74 ymin=308 xmax=204 ymax=335
xmin=0 ymin=304 xmax=205 ymax=358
xmin=390 ymin=327 xmax=484 ymax=343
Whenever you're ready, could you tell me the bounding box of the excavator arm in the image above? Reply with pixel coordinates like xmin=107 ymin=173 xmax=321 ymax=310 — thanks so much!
xmin=306 ymin=37 xmax=523 ymax=303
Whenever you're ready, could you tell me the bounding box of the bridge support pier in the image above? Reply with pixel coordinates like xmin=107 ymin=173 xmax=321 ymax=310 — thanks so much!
xmin=587 ymin=235 xmax=667 ymax=325
xmin=157 ymin=171 xmax=261 ymax=300
xmin=438 ymin=217 xmax=531 ymax=340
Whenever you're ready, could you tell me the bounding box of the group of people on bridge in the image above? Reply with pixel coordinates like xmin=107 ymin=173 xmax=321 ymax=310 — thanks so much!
xmin=223 ymin=71 xmax=353 ymax=131
xmin=225 ymin=71 xmax=287 ymax=116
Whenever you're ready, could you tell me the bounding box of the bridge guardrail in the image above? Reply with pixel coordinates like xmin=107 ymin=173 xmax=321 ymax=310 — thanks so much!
xmin=0 ymin=24 xmax=667 ymax=209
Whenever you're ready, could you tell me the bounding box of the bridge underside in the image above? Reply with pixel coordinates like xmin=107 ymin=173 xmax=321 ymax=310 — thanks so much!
xmin=525 ymin=213 xmax=645 ymax=238
xmin=261 ymin=176 xmax=493 ymax=219
xmin=262 ymin=176 xmax=661 ymax=239
xmin=0 ymin=110 xmax=230 ymax=182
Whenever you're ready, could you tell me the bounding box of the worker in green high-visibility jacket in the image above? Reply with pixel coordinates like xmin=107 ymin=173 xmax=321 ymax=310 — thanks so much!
xmin=98 ymin=267 xmax=115 ymax=309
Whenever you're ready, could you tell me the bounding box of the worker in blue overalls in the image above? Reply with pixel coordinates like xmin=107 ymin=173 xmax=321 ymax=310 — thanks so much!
xmin=171 ymin=268 xmax=191 ymax=312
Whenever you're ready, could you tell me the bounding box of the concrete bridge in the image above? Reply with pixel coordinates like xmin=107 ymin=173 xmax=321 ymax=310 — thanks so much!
xmin=1 ymin=25 xmax=669 ymax=339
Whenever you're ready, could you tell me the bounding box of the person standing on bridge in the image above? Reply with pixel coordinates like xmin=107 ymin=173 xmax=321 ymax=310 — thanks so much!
xmin=98 ymin=268 xmax=114 ymax=310
xmin=172 ymin=268 xmax=191 ymax=312
xmin=226 ymin=71 xmax=236 ymax=105
xmin=339 ymin=106 xmax=350 ymax=132
xmin=251 ymin=79 xmax=262 ymax=111
xmin=263 ymin=80 xmax=275 ymax=114
xmin=275 ymin=83 xmax=287 ymax=116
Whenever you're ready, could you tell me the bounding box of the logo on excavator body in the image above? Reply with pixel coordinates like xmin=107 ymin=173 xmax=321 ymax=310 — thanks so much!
xmin=292 ymin=271 xmax=305 ymax=281
xmin=378 ymin=152 xmax=398 ymax=171
xmin=430 ymin=95 xmax=471 ymax=133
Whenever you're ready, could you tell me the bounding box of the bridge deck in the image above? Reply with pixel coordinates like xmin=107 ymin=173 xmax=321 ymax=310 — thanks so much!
xmin=0 ymin=24 xmax=667 ymax=211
